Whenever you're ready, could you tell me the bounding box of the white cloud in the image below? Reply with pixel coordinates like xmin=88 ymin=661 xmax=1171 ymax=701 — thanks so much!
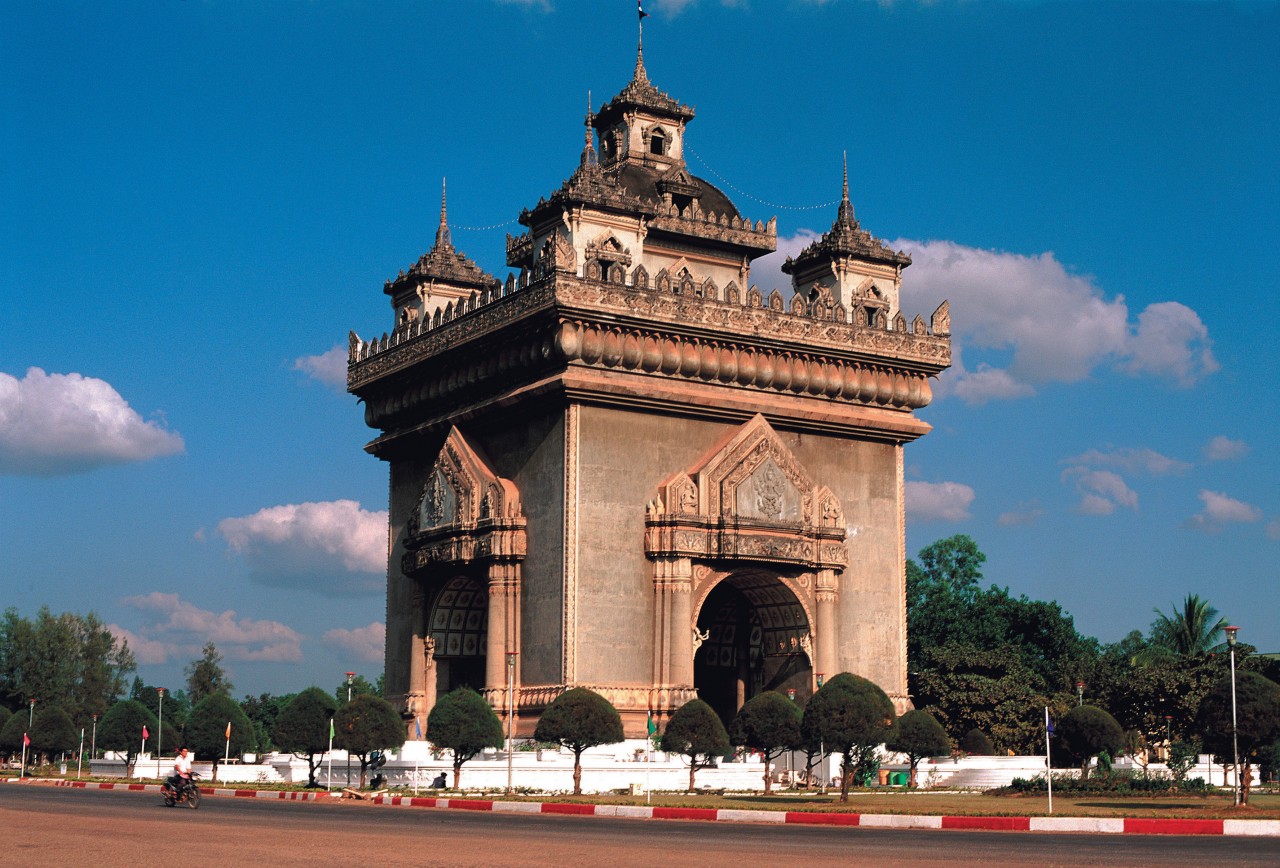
xmin=905 ymin=480 xmax=974 ymax=522
xmin=1203 ymin=435 xmax=1248 ymax=462
xmin=1184 ymin=490 xmax=1262 ymax=533
xmin=998 ymin=503 xmax=1045 ymax=527
xmin=115 ymin=592 xmax=304 ymax=664
xmin=0 ymin=367 xmax=184 ymax=476
xmin=754 ymin=235 xmax=1219 ymax=405
xmin=323 ymin=622 xmax=385 ymax=665
xmin=217 ymin=499 xmax=387 ymax=596
xmin=1063 ymin=446 xmax=1192 ymax=477
xmin=1061 ymin=467 xmax=1138 ymax=515
xmin=1123 ymin=302 xmax=1219 ymax=386
xmin=294 ymin=346 xmax=348 ymax=390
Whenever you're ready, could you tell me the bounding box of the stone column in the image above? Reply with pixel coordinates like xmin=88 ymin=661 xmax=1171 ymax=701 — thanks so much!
xmin=651 ymin=557 xmax=694 ymax=692
xmin=405 ymin=585 xmax=427 ymax=738
xmin=486 ymin=562 xmax=522 ymax=710
xmin=815 ymin=569 xmax=840 ymax=680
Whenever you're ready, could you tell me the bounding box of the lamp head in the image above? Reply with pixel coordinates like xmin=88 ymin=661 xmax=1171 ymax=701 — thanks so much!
xmin=1224 ymin=625 xmax=1240 ymax=647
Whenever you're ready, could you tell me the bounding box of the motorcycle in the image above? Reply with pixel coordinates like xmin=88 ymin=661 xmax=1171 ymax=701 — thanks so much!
xmin=161 ymin=772 xmax=202 ymax=809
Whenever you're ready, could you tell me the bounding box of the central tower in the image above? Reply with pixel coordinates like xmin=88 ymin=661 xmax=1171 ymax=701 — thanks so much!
xmin=349 ymin=35 xmax=950 ymax=738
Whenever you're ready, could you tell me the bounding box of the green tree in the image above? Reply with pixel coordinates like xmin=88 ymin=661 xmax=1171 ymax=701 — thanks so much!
xmin=273 ymin=687 xmax=337 ymax=787
xmin=334 ymin=673 xmax=381 ymax=707
xmin=0 ymin=707 xmax=11 ymax=760
xmin=31 ymin=706 xmax=78 ymax=760
xmin=1056 ymin=705 xmax=1126 ymax=779
xmin=886 ymin=709 xmax=951 ymax=787
xmin=958 ymin=728 xmax=993 ymax=755
xmin=1196 ymin=671 xmax=1280 ymax=805
xmin=533 ymin=688 xmax=624 ymax=796
xmin=426 ymin=687 xmax=503 ymax=789
xmin=0 ymin=607 xmax=135 ymax=722
xmin=97 ymin=699 xmax=158 ymax=770
xmin=186 ymin=692 xmax=255 ymax=782
xmin=242 ymin=691 xmax=293 ymax=753
xmin=728 ymin=691 xmax=801 ymax=794
xmin=801 ymin=673 xmax=895 ymax=802
xmin=184 ymin=642 xmax=233 ymax=704
xmin=661 ymin=699 xmax=730 ymax=793
xmin=0 ymin=712 xmax=28 ymax=762
xmin=333 ymin=694 xmax=404 ymax=789
xmin=1141 ymin=594 xmax=1228 ymax=662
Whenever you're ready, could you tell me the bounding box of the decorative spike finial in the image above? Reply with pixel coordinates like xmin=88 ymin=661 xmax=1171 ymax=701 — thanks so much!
xmin=837 ymin=152 xmax=855 ymax=224
xmin=581 ymin=91 xmax=598 ymax=169
xmin=635 ymin=2 xmax=649 ymax=83
xmin=434 ymin=177 xmax=452 ymax=251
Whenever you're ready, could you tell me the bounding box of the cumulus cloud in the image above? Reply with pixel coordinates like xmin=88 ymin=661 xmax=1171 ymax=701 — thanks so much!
xmin=323 ymin=622 xmax=386 ymax=665
xmin=294 ymin=346 xmax=348 ymax=390
xmin=1184 ymin=490 xmax=1262 ymax=533
xmin=1123 ymin=302 xmax=1219 ymax=386
xmin=1203 ymin=435 xmax=1248 ymax=463
xmin=755 ymin=235 xmax=1218 ymax=405
xmin=1063 ymin=447 xmax=1191 ymax=477
xmin=113 ymin=592 xmax=304 ymax=664
xmin=0 ymin=367 xmax=184 ymax=476
xmin=1061 ymin=467 xmax=1138 ymax=515
xmin=218 ymin=499 xmax=387 ymax=596
xmin=905 ymin=480 xmax=974 ymax=522
xmin=998 ymin=502 xmax=1045 ymax=527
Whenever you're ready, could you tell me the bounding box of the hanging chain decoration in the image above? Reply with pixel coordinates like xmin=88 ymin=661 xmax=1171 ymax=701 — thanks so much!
xmin=685 ymin=147 xmax=839 ymax=212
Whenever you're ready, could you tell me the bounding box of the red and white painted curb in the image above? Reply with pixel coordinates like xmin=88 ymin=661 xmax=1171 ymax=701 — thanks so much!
xmin=366 ymin=794 xmax=1280 ymax=837
xmin=15 ymin=779 xmax=1279 ymax=836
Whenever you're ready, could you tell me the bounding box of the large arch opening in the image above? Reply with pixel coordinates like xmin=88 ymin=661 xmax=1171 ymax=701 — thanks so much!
xmin=428 ymin=575 xmax=488 ymax=693
xmin=693 ymin=571 xmax=812 ymax=729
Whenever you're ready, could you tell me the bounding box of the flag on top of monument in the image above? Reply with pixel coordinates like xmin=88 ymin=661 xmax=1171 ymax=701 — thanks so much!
xmin=638 ymin=1 xmax=649 ymax=22
xmin=142 ymin=725 xmax=149 ymax=740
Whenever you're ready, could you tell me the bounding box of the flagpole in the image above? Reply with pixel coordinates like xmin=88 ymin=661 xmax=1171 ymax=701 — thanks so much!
xmin=224 ymin=721 xmax=231 ymax=767
xmin=21 ymin=733 xmax=28 ymax=778
xmin=1044 ymin=706 xmax=1054 ymax=815
xmin=327 ymin=717 xmax=334 ymax=792
xmin=77 ymin=727 xmax=85 ymax=779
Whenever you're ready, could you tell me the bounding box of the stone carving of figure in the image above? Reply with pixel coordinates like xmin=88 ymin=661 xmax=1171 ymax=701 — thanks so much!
xmin=678 ymin=483 xmax=697 ymax=514
xmin=754 ymin=461 xmax=785 ymax=520
xmin=692 ymin=627 xmax=710 ymax=653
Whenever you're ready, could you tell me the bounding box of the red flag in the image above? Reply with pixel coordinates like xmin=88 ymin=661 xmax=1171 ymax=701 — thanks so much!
xmin=22 ymin=732 xmax=29 ymax=747
xmin=142 ymin=725 xmax=149 ymax=740
xmin=225 ymin=721 xmax=232 ymax=739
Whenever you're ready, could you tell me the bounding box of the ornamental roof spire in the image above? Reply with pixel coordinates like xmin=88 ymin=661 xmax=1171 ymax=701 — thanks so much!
xmin=634 ymin=8 xmax=648 ymax=84
xmin=838 ymin=151 xmax=855 ymax=223
xmin=580 ymin=91 xmax=598 ymax=169
xmin=433 ymin=178 xmax=453 ymax=253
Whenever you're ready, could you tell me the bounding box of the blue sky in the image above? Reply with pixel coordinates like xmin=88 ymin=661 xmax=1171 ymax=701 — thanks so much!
xmin=3 ymin=1 xmax=1277 ymax=699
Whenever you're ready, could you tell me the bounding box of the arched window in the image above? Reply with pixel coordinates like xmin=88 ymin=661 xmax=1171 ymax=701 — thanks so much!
xmin=650 ymin=128 xmax=666 ymax=155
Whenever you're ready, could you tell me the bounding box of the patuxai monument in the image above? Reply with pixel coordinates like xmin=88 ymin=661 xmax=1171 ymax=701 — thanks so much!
xmin=347 ymin=34 xmax=951 ymax=740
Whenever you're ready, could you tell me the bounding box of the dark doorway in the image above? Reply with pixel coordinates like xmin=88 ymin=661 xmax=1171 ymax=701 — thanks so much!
xmin=429 ymin=575 xmax=488 ymax=692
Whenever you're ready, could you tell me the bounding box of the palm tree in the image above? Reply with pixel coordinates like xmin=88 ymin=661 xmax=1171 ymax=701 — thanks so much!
xmin=1141 ymin=593 xmax=1227 ymax=662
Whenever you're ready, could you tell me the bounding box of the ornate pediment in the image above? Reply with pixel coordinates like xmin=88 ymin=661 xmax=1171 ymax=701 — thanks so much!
xmin=646 ymin=415 xmax=847 ymax=570
xmin=403 ymin=427 xmax=526 ymax=573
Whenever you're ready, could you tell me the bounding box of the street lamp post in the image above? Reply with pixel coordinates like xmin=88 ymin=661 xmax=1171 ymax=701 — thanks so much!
xmin=506 ymin=652 xmax=518 ymax=795
xmin=345 ymin=672 xmax=355 ymax=786
xmin=28 ymin=698 xmax=36 ymax=728
xmin=1076 ymin=681 xmax=1085 ymax=707
xmin=90 ymin=713 xmax=98 ymax=762
xmin=1224 ymin=625 xmax=1241 ymax=806
xmin=156 ymin=688 xmax=166 ymax=765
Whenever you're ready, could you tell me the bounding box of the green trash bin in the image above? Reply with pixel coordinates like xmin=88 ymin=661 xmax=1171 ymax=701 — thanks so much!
xmin=889 ymin=771 xmax=908 ymax=786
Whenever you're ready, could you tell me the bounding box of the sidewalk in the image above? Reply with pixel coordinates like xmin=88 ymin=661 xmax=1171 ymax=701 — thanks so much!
xmin=18 ymin=778 xmax=1280 ymax=837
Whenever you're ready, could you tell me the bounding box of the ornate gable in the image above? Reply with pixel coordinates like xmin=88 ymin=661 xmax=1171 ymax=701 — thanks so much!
xmin=403 ymin=427 xmax=525 ymax=573
xmin=646 ymin=415 xmax=847 ymax=570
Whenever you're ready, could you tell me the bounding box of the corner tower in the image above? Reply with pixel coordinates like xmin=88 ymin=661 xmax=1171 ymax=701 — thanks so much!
xmin=349 ymin=37 xmax=951 ymax=739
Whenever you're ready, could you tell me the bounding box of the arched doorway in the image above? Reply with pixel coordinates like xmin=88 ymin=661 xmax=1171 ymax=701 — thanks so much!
xmin=694 ymin=572 xmax=812 ymax=728
xmin=428 ymin=575 xmax=488 ymax=692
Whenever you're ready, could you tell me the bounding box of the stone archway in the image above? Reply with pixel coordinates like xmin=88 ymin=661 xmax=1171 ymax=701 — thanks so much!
xmin=693 ymin=570 xmax=813 ymax=728
xmin=645 ymin=415 xmax=847 ymax=727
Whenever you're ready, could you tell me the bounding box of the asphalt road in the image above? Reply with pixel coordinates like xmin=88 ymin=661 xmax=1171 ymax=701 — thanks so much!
xmin=2 ymin=785 xmax=1277 ymax=867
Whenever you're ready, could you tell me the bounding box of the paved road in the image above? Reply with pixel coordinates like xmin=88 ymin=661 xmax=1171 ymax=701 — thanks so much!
xmin=2 ymin=785 xmax=1277 ymax=867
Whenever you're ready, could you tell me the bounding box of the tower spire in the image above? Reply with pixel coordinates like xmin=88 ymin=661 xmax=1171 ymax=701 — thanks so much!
xmin=635 ymin=2 xmax=649 ymax=83
xmin=837 ymin=151 xmax=855 ymax=224
xmin=581 ymin=91 xmax=598 ymax=169
xmin=434 ymin=178 xmax=452 ymax=252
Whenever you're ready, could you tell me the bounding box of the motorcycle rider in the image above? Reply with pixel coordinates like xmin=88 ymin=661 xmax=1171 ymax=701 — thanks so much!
xmin=168 ymin=747 xmax=193 ymax=797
